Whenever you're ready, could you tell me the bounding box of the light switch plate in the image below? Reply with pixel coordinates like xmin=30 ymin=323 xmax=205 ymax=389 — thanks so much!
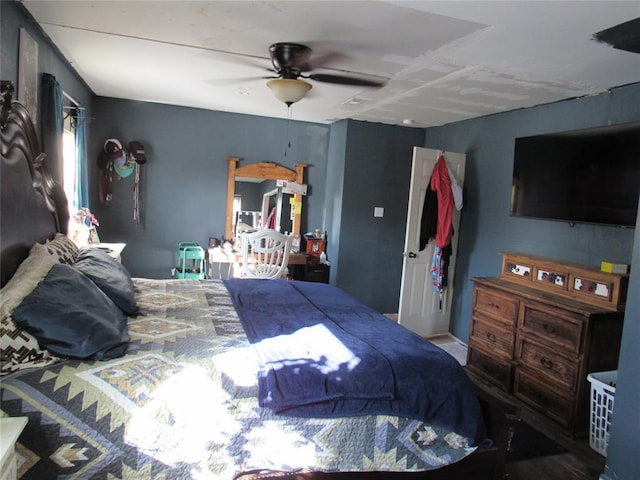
xmin=374 ymin=207 xmax=384 ymax=217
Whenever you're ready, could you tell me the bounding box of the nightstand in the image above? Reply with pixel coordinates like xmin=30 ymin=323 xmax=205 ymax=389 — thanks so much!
xmin=303 ymin=262 xmax=330 ymax=283
xmin=0 ymin=417 xmax=27 ymax=480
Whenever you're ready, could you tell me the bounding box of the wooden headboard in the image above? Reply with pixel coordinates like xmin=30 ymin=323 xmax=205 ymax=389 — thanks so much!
xmin=0 ymin=87 xmax=68 ymax=287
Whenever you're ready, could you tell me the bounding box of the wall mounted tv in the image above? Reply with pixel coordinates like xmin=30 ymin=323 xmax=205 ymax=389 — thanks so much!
xmin=510 ymin=122 xmax=640 ymax=228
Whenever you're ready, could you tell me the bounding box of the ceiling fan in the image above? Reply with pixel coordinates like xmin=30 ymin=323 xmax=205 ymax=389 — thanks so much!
xmin=264 ymin=42 xmax=387 ymax=106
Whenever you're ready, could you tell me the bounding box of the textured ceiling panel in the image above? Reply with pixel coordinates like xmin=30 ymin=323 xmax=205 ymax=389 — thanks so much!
xmin=23 ymin=0 xmax=640 ymax=127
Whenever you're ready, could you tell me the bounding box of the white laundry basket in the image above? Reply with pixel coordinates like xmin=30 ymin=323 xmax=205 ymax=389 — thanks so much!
xmin=587 ymin=370 xmax=617 ymax=456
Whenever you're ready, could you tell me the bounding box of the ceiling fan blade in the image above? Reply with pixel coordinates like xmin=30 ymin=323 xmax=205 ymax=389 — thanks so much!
xmin=209 ymin=73 xmax=279 ymax=87
xmin=303 ymin=51 xmax=349 ymax=72
xmin=307 ymin=73 xmax=386 ymax=87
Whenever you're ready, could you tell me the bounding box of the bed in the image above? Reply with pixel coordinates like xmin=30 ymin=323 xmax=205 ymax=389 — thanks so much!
xmin=0 ymin=92 xmax=504 ymax=480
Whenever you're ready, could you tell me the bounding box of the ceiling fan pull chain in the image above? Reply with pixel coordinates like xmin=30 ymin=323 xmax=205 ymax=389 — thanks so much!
xmin=284 ymin=106 xmax=292 ymax=156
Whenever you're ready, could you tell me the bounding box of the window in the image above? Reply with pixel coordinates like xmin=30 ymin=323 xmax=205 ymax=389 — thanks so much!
xmin=62 ymin=108 xmax=77 ymax=211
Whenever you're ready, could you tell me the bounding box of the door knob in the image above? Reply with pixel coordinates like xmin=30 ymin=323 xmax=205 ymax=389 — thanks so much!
xmin=408 ymin=252 xmax=417 ymax=258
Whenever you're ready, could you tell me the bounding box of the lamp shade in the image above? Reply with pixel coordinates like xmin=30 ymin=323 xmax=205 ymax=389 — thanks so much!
xmin=267 ymin=78 xmax=312 ymax=106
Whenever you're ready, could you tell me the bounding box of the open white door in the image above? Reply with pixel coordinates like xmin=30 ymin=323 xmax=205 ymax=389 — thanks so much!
xmin=398 ymin=147 xmax=466 ymax=337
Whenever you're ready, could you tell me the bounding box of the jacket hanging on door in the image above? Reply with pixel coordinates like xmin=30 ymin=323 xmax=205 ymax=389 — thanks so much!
xmin=419 ymin=182 xmax=438 ymax=251
xmin=429 ymin=155 xmax=454 ymax=292
xmin=418 ymin=154 xmax=461 ymax=292
xmin=430 ymin=155 xmax=454 ymax=248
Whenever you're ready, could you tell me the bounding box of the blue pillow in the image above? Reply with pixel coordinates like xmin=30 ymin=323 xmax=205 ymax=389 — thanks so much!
xmin=74 ymin=247 xmax=140 ymax=315
xmin=12 ymin=264 xmax=129 ymax=360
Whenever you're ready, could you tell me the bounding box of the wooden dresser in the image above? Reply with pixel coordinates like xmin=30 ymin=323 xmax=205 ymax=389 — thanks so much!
xmin=466 ymin=253 xmax=626 ymax=435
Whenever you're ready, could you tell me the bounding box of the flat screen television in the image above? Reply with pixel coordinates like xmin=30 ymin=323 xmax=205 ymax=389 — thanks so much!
xmin=510 ymin=122 xmax=640 ymax=228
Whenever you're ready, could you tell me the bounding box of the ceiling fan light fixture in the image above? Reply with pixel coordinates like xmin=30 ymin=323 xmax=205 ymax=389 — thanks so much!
xmin=267 ymin=78 xmax=312 ymax=106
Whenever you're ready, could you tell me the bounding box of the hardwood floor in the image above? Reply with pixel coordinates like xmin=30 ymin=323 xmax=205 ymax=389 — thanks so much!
xmin=505 ymin=452 xmax=604 ymax=480
xmin=425 ymin=334 xmax=605 ymax=480
xmin=471 ymin=375 xmax=606 ymax=480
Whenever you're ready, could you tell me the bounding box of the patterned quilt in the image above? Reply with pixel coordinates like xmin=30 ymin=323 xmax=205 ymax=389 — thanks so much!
xmin=1 ymin=279 xmax=476 ymax=479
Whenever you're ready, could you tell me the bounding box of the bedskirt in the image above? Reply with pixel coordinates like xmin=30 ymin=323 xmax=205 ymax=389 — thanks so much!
xmin=1 ymin=279 xmax=477 ymax=479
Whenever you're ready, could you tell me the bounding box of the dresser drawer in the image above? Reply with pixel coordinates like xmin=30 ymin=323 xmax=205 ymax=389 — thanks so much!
xmin=513 ymin=369 xmax=573 ymax=428
xmin=515 ymin=335 xmax=578 ymax=391
xmin=466 ymin=345 xmax=512 ymax=391
xmin=470 ymin=314 xmax=515 ymax=360
xmin=519 ymin=302 xmax=584 ymax=354
xmin=473 ymin=287 xmax=519 ymax=326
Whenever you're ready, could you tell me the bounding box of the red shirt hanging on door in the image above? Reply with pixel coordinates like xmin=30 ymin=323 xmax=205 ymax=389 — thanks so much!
xmin=430 ymin=155 xmax=454 ymax=247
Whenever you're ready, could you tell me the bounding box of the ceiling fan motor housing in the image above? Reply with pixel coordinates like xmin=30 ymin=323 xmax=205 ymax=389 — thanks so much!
xmin=269 ymin=43 xmax=312 ymax=77
xmin=267 ymin=42 xmax=386 ymax=89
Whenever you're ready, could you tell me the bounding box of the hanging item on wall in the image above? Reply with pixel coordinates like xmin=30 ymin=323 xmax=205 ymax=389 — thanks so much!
xmin=128 ymin=141 xmax=146 ymax=164
xmin=105 ymin=138 xmax=134 ymax=178
xmin=113 ymin=157 xmax=135 ymax=178
xmin=104 ymin=138 xmax=124 ymax=160
xmin=129 ymin=141 xmax=147 ymax=224
xmin=97 ymin=154 xmax=112 ymax=205
xmin=97 ymin=139 xmax=117 ymax=205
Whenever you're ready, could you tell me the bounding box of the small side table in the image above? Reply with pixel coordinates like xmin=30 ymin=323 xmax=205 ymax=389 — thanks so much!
xmin=304 ymin=262 xmax=330 ymax=283
xmin=0 ymin=417 xmax=27 ymax=480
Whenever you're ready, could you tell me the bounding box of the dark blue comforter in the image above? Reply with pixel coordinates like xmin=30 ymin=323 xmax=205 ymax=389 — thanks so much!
xmin=224 ymin=278 xmax=485 ymax=443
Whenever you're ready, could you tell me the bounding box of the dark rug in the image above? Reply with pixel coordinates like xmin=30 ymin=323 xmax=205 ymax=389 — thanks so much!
xmin=505 ymin=418 xmax=568 ymax=463
xmin=475 ymin=386 xmax=568 ymax=463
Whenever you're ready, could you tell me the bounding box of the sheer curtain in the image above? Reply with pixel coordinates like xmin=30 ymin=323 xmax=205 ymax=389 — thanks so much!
xmin=40 ymin=73 xmax=63 ymax=182
xmin=74 ymin=106 xmax=89 ymax=210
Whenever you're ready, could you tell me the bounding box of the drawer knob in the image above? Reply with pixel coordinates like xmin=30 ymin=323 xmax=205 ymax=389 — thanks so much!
xmin=486 ymin=333 xmax=497 ymax=342
xmin=540 ymin=357 xmax=554 ymax=369
xmin=489 ymin=302 xmax=500 ymax=310
xmin=542 ymin=323 xmax=556 ymax=334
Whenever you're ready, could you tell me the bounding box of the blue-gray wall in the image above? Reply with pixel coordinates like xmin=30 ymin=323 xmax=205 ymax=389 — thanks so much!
xmin=603 ymin=204 xmax=640 ymax=480
xmin=325 ymin=120 xmax=348 ymax=284
xmin=89 ymin=97 xmax=330 ymax=278
xmin=330 ymin=120 xmax=423 ymax=313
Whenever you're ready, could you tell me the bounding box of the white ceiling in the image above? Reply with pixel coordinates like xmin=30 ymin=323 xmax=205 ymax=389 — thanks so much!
xmin=23 ymin=1 xmax=640 ymax=127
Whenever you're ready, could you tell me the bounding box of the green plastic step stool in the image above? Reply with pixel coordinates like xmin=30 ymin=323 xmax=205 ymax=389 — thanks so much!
xmin=176 ymin=242 xmax=205 ymax=279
